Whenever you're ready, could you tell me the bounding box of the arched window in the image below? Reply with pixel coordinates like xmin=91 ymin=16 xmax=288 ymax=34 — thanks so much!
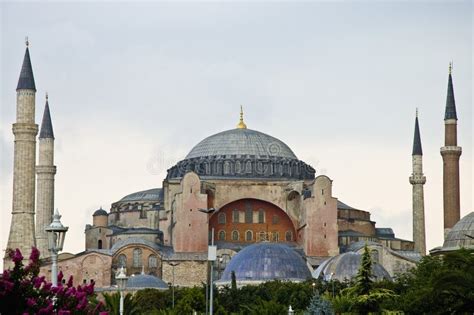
xmin=258 ymin=209 xmax=265 ymax=223
xmin=272 ymin=232 xmax=279 ymax=242
xmin=245 ymin=208 xmax=253 ymax=223
xmin=245 ymin=160 xmax=252 ymax=173
xmin=148 ymin=255 xmax=158 ymax=268
xmin=258 ymin=231 xmax=267 ymax=242
xmin=245 ymin=230 xmax=253 ymax=242
xmin=232 ymin=210 xmax=239 ymax=223
xmin=218 ymin=213 xmax=226 ymax=224
xmin=98 ymin=240 xmax=103 ymax=249
xmin=285 ymin=231 xmax=293 ymax=242
xmin=133 ymin=248 xmax=142 ymax=267
xmin=232 ymin=230 xmax=239 ymax=241
xmin=118 ymin=254 xmax=127 ymax=268
xmin=223 ymin=161 xmax=231 ymax=174
xmin=218 ymin=230 xmax=226 ymax=241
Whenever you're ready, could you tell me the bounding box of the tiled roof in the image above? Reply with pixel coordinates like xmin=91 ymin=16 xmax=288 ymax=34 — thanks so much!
xmin=185 ymin=128 xmax=297 ymax=160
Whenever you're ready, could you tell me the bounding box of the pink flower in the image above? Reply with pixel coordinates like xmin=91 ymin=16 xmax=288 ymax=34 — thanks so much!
xmin=29 ymin=247 xmax=40 ymax=262
xmin=66 ymin=275 xmax=73 ymax=288
xmin=33 ymin=276 xmax=45 ymax=289
xmin=12 ymin=249 xmax=23 ymax=263
xmin=58 ymin=270 xmax=64 ymax=284
xmin=26 ymin=297 xmax=36 ymax=307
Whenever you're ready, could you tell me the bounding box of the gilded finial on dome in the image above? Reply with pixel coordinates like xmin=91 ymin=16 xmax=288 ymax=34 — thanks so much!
xmin=237 ymin=105 xmax=247 ymax=129
xmin=449 ymin=61 xmax=453 ymax=75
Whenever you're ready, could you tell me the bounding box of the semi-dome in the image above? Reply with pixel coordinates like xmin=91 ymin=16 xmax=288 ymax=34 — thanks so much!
xmin=313 ymin=252 xmax=391 ymax=282
xmin=217 ymin=243 xmax=312 ymax=284
xmin=126 ymin=274 xmax=168 ymax=290
xmin=442 ymin=211 xmax=474 ymax=250
xmin=185 ymin=128 xmax=297 ymax=160
xmin=119 ymin=188 xmax=162 ymax=202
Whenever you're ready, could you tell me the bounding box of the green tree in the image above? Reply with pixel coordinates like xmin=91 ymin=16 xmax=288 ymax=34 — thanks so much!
xmin=338 ymin=244 xmax=397 ymax=313
xmin=242 ymin=299 xmax=287 ymax=315
xmin=305 ymin=291 xmax=334 ymax=315
xmin=231 ymin=270 xmax=237 ymax=291
xmin=103 ymin=291 xmax=140 ymax=315
xmin=392 ymin=248 xmax=474 ymax=314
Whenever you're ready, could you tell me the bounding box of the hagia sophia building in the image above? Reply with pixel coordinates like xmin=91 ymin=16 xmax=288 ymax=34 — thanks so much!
xmin=3 ymin=41 xmax=472 ymax=289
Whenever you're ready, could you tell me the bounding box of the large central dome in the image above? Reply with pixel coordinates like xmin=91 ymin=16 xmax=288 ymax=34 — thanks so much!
xmin=185 ymin=128 xmax=297 ymax=160
xmin=166 ymin=111 xmax=315 ymax=180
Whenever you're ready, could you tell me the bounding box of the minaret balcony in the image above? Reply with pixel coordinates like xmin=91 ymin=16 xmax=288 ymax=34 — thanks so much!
xmin=440 ymin=146 xmax=462 ymax=156
xmin=409 ymin=175 xmax=426 ymax=185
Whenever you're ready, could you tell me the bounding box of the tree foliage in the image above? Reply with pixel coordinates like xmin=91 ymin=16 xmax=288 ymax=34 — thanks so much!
xmin=0 ymin=247 xmax=105 ymax=314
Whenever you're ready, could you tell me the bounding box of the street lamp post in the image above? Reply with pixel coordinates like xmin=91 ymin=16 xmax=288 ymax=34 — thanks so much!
xmin=168 ymin=261 xmax=180 ymax=308
xmin=330 ymin=272 xmax=335 ymax=298
xmin=198 ymin=207 xmax=217 ymax=315
xmin=116 ymin=267 xmax=128 ymax=315
xmin=45 ymin=208 xmax=68 ymax=287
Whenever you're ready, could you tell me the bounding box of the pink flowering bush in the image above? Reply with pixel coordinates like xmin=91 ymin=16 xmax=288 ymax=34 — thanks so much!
xmin=0 ymin=247 xmax=107 ymax=315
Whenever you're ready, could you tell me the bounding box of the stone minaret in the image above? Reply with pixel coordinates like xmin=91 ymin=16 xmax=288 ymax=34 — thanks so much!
xmin=440 ymin=63 xmax=462 ymax=238
xmin=35 ymin=93 xmax=57 ymax=259
xmin=4 ymin=40 xmax=38 ymax=268
xmin=409 ymin=110 xmax=426 ymax=255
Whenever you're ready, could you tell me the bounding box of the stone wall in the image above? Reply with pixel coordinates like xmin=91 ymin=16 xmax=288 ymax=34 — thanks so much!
xmin=162 ymin=260 xmax=207 ymax=287
xmin=40 ymin=252 xmax=112 ymax=288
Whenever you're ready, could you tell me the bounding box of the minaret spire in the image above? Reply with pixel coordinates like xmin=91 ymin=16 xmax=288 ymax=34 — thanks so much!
xmin=236 ymin=105 xmax=247 ymax=129
xmin=412 ymin=108 xmax=423 ymax=156
xmin=441 ymin=63 xmax=462 ymax=237
xmin=445 ymin=62 xmax=457 ymax=120
xmin=35 ymin=93 xmax=57 ymax=258
xmin=39 ymin=92 xmax=55 ymax=139
xmin=410 ymin=109 xmax=426 ymax=255
xmin=17 ymin=38 xmax=36 ymax=91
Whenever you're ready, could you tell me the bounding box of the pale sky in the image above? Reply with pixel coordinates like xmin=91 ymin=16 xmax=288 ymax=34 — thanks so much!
xmin=0 ymin=1 xmax=472 ymax=270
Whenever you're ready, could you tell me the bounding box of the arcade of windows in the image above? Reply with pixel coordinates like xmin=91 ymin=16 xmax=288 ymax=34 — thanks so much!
xmin=218 ymin=209 xmax=270 ymax=225
xmin=217 ymin=229 xmax=293 ymax=242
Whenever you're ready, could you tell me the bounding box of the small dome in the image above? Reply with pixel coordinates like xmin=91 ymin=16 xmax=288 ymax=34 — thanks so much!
xmin=126 ymin=274 xmax=168 ymax=290
xmin=313 ymin=252 xmax=391 ymax=282
xmin=185 ymin=128 xmax=297 ymax=160
xmin=442 ymin=212 xmax=474 ymax=250
xmin=93 ymin=208 xmax=108 ymax=216
xmin=218 ymin=243 xmax=312 ymax=284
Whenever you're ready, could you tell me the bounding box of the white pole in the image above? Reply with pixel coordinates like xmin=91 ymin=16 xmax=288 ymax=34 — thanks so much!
xmin=120 ymin=290 xmax=124 ymax=315
xmin=209 ymin=228 xmax=214 ymax=315
xmin=51 ymin=251 xmax=58 ymax=287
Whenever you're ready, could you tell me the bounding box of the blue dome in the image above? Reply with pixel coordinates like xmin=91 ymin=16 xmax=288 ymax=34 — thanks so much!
xmin=218 ymin=243 xmax=312 ymax=284
xmin=126 ymin=274 xmax=168 ymax=290
xmin=313 ymin=252 xmax=391 ymax=282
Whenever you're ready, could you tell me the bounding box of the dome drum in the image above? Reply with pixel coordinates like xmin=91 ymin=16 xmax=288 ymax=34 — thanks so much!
xmin=167 ymin=156 xmax=315 ymax=180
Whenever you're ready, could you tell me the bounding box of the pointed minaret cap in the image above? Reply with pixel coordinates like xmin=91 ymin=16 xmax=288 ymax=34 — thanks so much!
xmin=16 ymin=37 xmax=36 ymax=91
xmin=412 ymin=108 xmax=423 ymax=156
xmin=445 ymin=62 xmax=457 ymax=120
xmin=39 ymin=93 xmax=54 ymax=139
xmin=236 ymin=105 xmax=247 ymax=129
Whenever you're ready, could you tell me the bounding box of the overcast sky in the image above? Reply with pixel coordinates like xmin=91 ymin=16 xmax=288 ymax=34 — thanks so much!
xmin=0 ymin=1 xmax=472 ymax=269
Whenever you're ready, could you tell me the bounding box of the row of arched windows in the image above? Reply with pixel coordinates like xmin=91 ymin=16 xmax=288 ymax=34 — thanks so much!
xmin=117 ymin=249 xmax=158 ymax=268
xmin=217 ymin=230 xmax=293 ymax=242
xmin=218 ymin=209 xmax=266 ymax=224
